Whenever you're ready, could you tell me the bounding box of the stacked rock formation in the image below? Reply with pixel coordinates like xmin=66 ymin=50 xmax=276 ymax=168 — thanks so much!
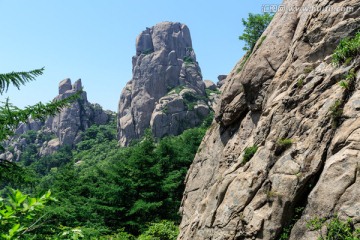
xmin=179 ymin=0 xmax=360 ymax=239
xmin=11 ymin=79 xmax=110 ymax=159
xmin=118 ymin=22 xmax=213 ymax=146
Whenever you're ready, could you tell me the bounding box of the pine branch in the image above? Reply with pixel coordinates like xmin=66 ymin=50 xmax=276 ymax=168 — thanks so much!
xmin=0 ymin=67 xmax=45 ymax=94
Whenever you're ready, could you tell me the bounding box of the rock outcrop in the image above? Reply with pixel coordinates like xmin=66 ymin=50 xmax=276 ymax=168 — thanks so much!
xmin=118 ymin=22 xmax=217 ymax=146
xmin=9 ymin=79 xmax=111 ymax=160
xmin=44 ymin=78 xmax=109 ymax=146
xmin=179 ymin=0 xmax=360 ymax=239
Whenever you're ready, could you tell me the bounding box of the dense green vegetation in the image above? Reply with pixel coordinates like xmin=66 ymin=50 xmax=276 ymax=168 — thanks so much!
xmin=4 ymin=119 xmax=207 ymax=238
xmin=242 ymin=145 xmax=258 ymax=163
xmin=332 ymin=32 xmax=360 ymax=65
xmin=307 ymin=216 xmax=360 ymax=240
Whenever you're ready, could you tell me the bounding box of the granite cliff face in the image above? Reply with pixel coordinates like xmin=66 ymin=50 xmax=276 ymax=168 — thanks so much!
xmin=118 ymin=22 xmax=217 ymax=146
xmin=179 ymin=0 xmax=360 ymax=239
xmin=8 ymin=79 xmax=110 ymax=160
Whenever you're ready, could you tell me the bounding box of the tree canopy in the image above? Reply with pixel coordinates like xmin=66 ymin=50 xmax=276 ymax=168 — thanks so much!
xmin=239 ymin=12 xmax=274 ymax=51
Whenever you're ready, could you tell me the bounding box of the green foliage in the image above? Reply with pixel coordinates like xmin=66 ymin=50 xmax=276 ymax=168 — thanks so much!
xmin=0 ymin=68 xmax=44 ymax=94
xmin=339 ymin=80 xmax=349 ymax=89
xmin=183 ymin=56 xmax=194 ymax=65
xmin=137 ymin=221 xmax=179 ymax=240
xmin=329 ymin=99 xmax=343 ymax=128
xmin=307 ymin=216 xmax=360 ymax=240
xmin=339 ymin=69 xmax=357 ymax=90
xmin=0 ymin=189 xmax=55 ymax=239
xmin=278 ymin=207 xmax=304 ymax=240
xmin=28 ymin=145 xmax=73 ymax=175
xmin=236 ymin=12 xmax=272 ymax=73
xmin=242 ymin=145 xmax=258 ymax=163
xmin=277 ymin=139 xmax=293 ymax=147
xmin=161 ymin=105 xmax=168 ymax=114
xmin=239 ymin=13 xmax=273 ymax=51
xmin=303 ymin=66 xmax=314 ymax=74
xmin=344 ymin=57 xmax=353 ymax=66
xmin=297 ymin=77 xmax=304 ymax=88
xmin=0 ymin=67 xmax=208 ymax=238
xmin=58 ymin=226 xmax=84 ymax=239
xmin=332 ymin=32 xmax=360 ymax=65
xmin=99 ymin=229 xmax=135 ymax=240
xmin=16 ymin=122 xmax=206 ymax=238
xmin=347 ymin=68 xmax=357 ymax=82
xmin=205 ymin=88 xmax=221 ymax=96
xmin=182 ymin=91 xmax=205 ymax=111
xmin=167 ymin=85 xmax=185 ymax=95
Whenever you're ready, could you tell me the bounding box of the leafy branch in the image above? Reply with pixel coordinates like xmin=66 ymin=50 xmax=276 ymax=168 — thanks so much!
xmin=0 ymin=68 xmax=45 ymax=94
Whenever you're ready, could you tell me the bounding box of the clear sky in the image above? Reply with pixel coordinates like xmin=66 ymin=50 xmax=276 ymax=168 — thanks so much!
xmin=0 ymin=0 xmax=282 ymax=111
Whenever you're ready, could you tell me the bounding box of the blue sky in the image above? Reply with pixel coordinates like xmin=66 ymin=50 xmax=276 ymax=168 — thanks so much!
xmin=0 ymin=0 xmax=282 ymax=111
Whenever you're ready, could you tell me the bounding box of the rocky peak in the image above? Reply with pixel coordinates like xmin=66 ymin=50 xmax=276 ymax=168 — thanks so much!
xmin=10 ymin=78 xmax=110 ymax=160
xmin=118 ymin=22 xmax=217 ymax=146
xmin=179 ymin=0 xmax=360 ymax=239
xmin=59 ymin=78 xmax=72 ymax=94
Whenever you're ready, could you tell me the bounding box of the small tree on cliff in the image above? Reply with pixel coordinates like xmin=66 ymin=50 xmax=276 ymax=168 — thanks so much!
xmin=239 ymin=12 xmax=274 ymax=51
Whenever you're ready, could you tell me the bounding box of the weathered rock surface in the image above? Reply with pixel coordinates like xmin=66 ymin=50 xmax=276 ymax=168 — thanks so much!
xmin=217 ymin=75 xmax=227 ymax=88
xmin=179 ymin=0 xmax=360 ymax=239
xmin=118 ymin=22 xmax=218 ymax=146
xmin=11 ymin=79 xmax=111 ymax=159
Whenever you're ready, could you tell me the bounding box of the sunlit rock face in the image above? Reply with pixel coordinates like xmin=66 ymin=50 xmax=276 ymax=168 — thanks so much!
xmin=179 ymin=1 xmax=360 ymax=239
xmin=118 ymin=22 xmax=218 ymax=146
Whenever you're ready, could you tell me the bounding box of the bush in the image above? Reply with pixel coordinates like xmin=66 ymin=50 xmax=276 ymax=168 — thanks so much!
xmin=329 ymin=99 xmax=343 ymax=128
xmin=332 ymin=32 xmax=360 ymax=65
xmin=0 ymin=189 xmax=56 ymax=239
xmin=307 ymin=216 xmax=360 ymax=240
xmin=242 ymin=145 xmax=258 ymax=163
xmin=137 ymin=221 xmax=179 ymax=240
xmin=183 ymin=56 xmax=194 ymax=65
xmin=297 ymin=77 xmax=305 ymax=88
xmin=277 ymin=139 xmax=293 ymax=147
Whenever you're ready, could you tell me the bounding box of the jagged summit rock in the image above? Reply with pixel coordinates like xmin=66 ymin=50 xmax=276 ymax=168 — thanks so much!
xmin=59 ymin=78 xmax=72 ymax=94
xmin=179 ymin=1 xmax=360 ymax=239
xmin=10 ymin=78 xmax=111 ymax=159
xmin=45 ymin=78 xmax=108 ymax=146
xmin=118 ymin=22 xmax=216 ymax=146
